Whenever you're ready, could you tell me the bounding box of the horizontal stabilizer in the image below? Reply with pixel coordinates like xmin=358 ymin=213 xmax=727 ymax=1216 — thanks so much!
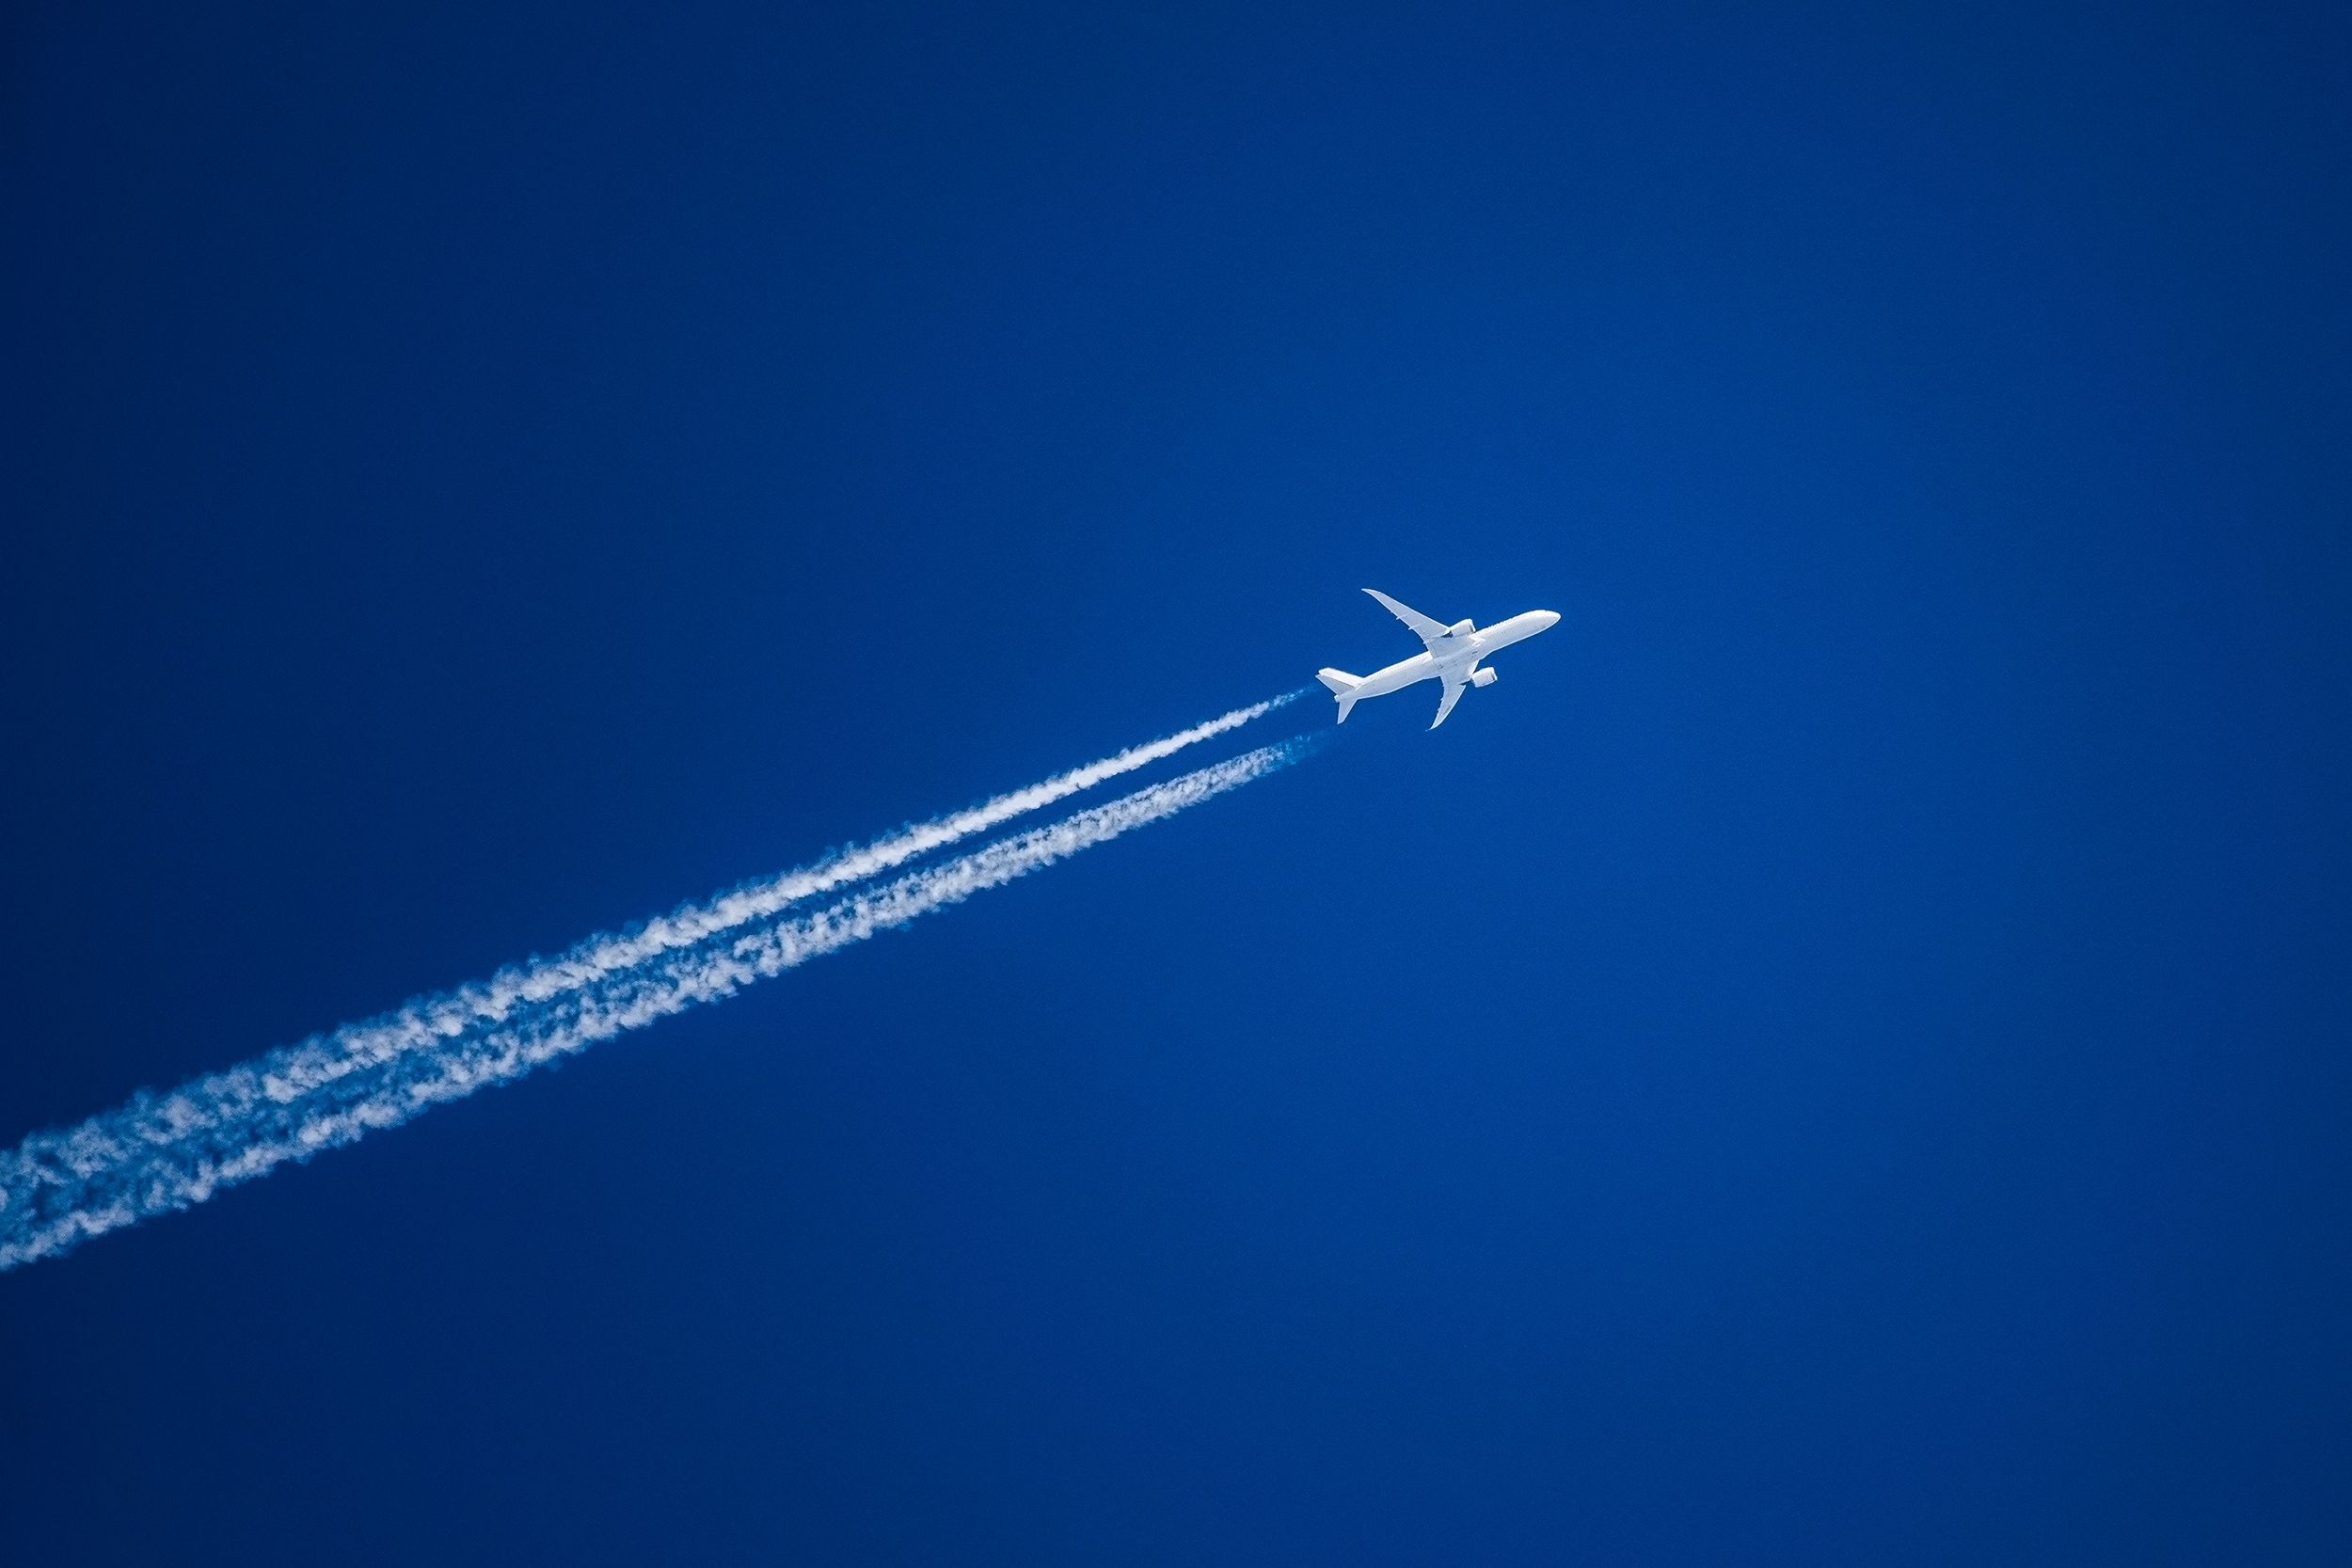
xmin=1315 ymin=667 xmax=1362 ymax=723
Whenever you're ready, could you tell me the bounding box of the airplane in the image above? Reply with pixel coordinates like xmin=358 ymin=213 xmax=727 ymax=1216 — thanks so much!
xmin=1316 ymin=590 xmax=1562 ymax=729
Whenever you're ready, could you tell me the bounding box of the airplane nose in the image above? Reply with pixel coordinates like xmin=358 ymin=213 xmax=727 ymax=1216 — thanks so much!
xmin=1537 ymin=610 xmax=1562 ymax=629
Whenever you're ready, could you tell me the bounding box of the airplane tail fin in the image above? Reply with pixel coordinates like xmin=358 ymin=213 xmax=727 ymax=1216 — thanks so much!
xmin=1315 ymin=668 xmax=1362 ymax=723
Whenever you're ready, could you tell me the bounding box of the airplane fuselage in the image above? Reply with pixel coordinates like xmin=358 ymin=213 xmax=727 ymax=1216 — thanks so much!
xmin=1348 ymin=609 xmax=1558 ymax=702
xmin=1317 ymin=592 xmax=1561 ymax=727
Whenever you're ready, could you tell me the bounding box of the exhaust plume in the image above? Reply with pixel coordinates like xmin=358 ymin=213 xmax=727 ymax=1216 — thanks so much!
xmin=0 ymin=731 xmax=1315 ymax=1272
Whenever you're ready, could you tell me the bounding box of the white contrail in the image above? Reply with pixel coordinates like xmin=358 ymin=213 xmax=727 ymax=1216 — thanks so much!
xmin=0 ymin=736 xmax=1316 ymax=1272
xmin=14 ymin=694 xmax=1294 ymax=1189
xmin=259 ymin=693 xmax=1294 ymax=1102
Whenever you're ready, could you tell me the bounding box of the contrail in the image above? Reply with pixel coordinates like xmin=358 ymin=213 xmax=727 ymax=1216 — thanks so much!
xmin=260 ymin=693 xmax=1294 ymax=1105
xmin=0 ymin=735 xmax=1316 ymax=1272
xmin=16 ymin=693 xmax=1294 ymax=1187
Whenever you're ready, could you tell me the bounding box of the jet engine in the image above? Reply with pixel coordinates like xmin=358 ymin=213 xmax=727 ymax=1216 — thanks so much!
xmin=1447 ymin=619 xmax=1475 ymax=638
xmin=1470 ymin=667 xmax=1499 ymax=688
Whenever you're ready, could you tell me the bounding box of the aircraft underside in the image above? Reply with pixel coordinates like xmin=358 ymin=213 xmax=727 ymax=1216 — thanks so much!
xmin=1315 ymin=590 xmax=1556 ymax=729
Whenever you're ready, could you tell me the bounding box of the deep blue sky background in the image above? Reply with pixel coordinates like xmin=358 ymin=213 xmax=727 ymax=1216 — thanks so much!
xmin=5 ymin=2 xmax=2348 ymax=1561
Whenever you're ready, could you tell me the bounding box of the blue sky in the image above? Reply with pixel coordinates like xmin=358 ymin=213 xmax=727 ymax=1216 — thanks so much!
xmin=4 ymin=2 xmax=2347 ymax=1561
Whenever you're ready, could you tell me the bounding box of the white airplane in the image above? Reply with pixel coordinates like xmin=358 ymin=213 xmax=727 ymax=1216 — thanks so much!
xmin=1316 ymin=590 xmax=1562 ymax=729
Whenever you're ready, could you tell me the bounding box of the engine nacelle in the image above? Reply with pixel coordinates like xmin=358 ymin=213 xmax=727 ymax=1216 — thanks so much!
xmin=1470 ymin=667 xmax=1499 ymax=689
xmin=1447 ymin=618 xmax=1475 ymax=638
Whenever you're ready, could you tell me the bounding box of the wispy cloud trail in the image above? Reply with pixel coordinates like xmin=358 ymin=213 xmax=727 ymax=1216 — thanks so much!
xmin=0 ymin=733 xmax=1315 ymax=1272
xmin=4 ymin=694 xmax=1293 ymax=1205
xmin=262 ymin=692 xmax=1295 ymax=1105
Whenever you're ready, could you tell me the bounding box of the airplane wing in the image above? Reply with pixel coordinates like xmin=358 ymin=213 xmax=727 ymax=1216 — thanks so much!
xmin=1364 ymin=589 xmax=1452 ymax=649
xmin=1430 ymin=672 xmax=1467 ymax=729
